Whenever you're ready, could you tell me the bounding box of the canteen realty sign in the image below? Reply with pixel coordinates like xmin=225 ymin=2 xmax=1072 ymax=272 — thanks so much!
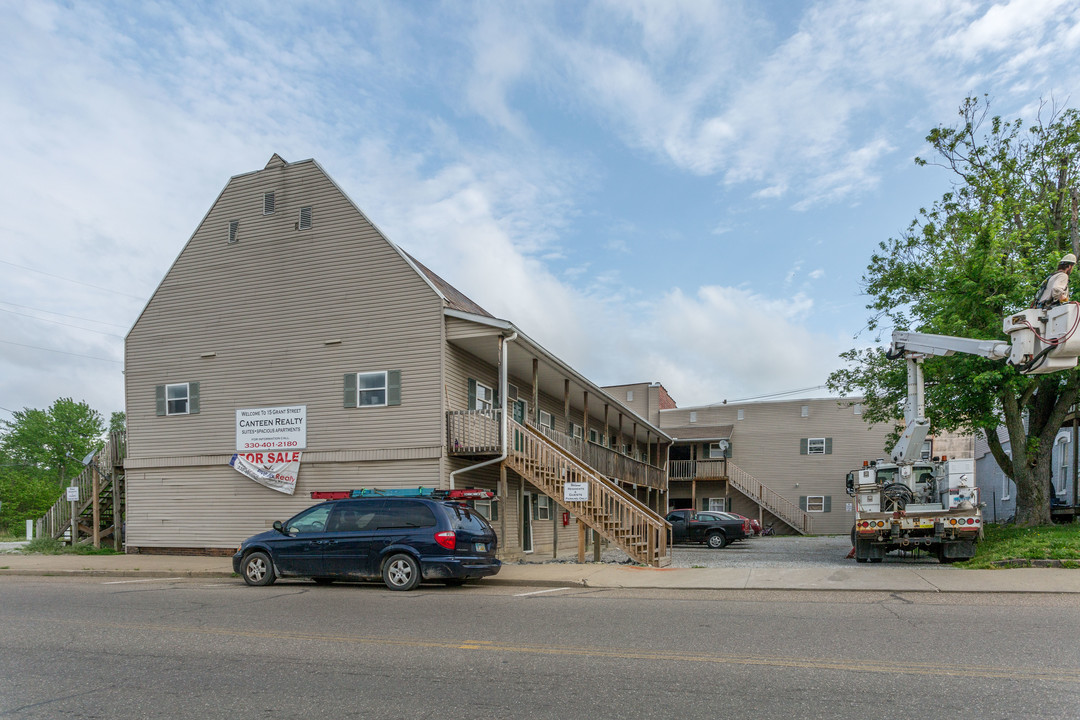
xmin=230 ymin=405 xmax=307 ymax=494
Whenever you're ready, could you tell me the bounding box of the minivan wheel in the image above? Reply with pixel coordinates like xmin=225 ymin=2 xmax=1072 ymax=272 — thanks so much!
xmin=382 ymin=553 xmax=420 ymax=591
xmin=242 ymin=551 xmax=276 ymax=586
xmin=706 ymin=532 xmax=727 ymax=549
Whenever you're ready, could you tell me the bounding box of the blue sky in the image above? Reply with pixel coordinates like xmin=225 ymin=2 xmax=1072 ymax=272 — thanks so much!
xmin=2 ymin=0 xmax=1080 ymax=420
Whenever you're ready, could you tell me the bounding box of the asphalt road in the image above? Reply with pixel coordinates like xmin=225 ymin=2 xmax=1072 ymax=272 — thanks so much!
xmin=1 ymin=575 xmax=1077 ymax=719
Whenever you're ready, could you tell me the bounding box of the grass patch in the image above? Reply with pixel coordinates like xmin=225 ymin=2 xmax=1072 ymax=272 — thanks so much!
xmin=0 ymin=533 xmax=24 ymax=543
xmin=958 ymin=523 xmax=1080 ymax=569
xmin=19 ymin=537 xmax=120 ymax=556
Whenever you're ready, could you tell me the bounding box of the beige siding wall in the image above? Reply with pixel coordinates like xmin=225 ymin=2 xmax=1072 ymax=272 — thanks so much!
xmin=125 ymin=159 xmax=448 ymax=548
xmin=127 ymin=458 xmax=441 ymax=548
xmin=661 ymin=398 xmax=890 ymax=534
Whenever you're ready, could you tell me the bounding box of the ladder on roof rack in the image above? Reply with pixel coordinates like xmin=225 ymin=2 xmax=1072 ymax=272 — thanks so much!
xmin=310 ymin=487 xmax=495 ymax=500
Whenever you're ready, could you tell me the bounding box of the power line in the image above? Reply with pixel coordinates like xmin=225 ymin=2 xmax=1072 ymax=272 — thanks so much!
xmin=0 ymin=339 xmax=122 ymax=364
xmin=0 ymin=259 xmax=145 ymax=300
xmin=0 ymin=307 xmax=125 ymax=338
xmin=709 ymin=384 xmax=829 ymax=406
xmin=0 ymin=300 xmax=130 ymax=329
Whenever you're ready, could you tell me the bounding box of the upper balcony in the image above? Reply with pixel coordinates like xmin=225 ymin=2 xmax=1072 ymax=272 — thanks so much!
xmin=668 ymin=458 xmax=728 ymax=481
xmin=447 ymin=409 xmax=666 ymax=490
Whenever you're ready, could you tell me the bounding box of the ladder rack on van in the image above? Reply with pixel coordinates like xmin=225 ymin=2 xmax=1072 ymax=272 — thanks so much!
xmin=310 ymin=487 xmax=495 ymax=500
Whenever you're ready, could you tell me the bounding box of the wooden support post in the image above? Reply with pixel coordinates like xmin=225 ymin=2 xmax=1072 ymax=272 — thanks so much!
xmin=646 ymin=431 xmax=651 ymax=465
xmin=578 ymin=517 xmax=586 ymax=563
xmin=500 ymin=465 xmax=508 ymax=559
xmin=603 ymin=404 xmax=610 ymax=448
xmin=583 ymin=391 xmax=589 ymax=443
xmin=552 ymin=501 xmax=558 ymax=558
xmin=532 ymin=358 xmax=540 ymax=425
xmin=563 ymin=379 xmax=570 ymax=430
xmin=632 ymin=422 xmax=637 ymax=458
xmin=92 ymin=464 xmax=101 ymax=549
xmin=593 ymin=528 xmax=601 ymax=562
xmin=618 ymin=413 xmax=624 ymax=453
xmin=692 ymin=479 xmax=697 ymax=512
xmin=69 ymin=496 xmax=77 ymax=547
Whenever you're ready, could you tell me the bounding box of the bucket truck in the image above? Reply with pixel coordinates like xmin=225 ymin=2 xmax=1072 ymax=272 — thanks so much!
xmin=847 ymin=302 xmax=1080 ymax=562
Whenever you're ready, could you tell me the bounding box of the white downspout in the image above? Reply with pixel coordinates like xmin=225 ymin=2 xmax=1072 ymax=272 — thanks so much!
xmin=449 ymin=331 xmax=519 ymax=489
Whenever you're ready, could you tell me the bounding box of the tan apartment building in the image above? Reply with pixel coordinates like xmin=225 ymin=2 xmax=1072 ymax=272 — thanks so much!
xmin=606 ymin=385 xmax=894 ymax=535
xmin=124 ymin=155 xmax=671 ymax=564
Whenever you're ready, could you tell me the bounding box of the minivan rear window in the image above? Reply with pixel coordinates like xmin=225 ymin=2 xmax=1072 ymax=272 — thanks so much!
xmin=447 ymin=505 xmax=490 ymax=533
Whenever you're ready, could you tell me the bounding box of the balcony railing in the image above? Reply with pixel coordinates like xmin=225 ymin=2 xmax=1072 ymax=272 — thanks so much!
xmin=668 ymin=458 xmax=727 ymax=480
xmin=447 ymin=409 xmax=501 ymax=455
xmin=534 ymin=425 xmax=665 ymax=490
xmin=447 ymin=410 xmax=665 ymax=490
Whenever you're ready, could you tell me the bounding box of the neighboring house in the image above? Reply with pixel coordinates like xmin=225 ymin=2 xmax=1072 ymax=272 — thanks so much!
xmin=975 ymin=424 xmax=1079 ymax=522
xmin=605 ymin=387 xmax=894 ymax=535
xmin=124 ymin=155 xmax=672 ymax=564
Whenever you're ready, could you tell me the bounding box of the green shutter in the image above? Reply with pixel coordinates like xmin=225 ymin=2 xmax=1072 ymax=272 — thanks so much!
xmin=468 ymin=378 xmax=476 ymax=410
xmin=344 ymin=373 xmax=357 ymax=408
xmin=493 ymin=387 xmax=500 ymax=408
xmin=155 ymin=385 xmax=166 ymax=416
xmin=823 ymin=496 xmax=832 ymax=512
xmin=799 ymin=496 xmax=807 ymax=511
xmin=387 ymin=370 xmax=401 ymax=406
xmin=513 ymin=400 xmax=524 ymax=424
xmin=825 ymin=437 xmax=833 ymax=454
xmin=800 ymin=438 xmax=808 ymax=455
xmin=188 ymin=382 xmax=200 ymax=414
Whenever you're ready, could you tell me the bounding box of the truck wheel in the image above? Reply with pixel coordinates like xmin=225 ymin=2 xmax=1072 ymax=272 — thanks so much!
xmin=706 ymin=532 xmax=727 ymax=549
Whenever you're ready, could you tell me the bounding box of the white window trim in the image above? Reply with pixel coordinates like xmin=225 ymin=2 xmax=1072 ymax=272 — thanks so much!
xmin=689 ymin=411 xmax=697 ymax=423
xmin=737 ymin=409 xmax=744 ymax=421
xmin=473 ymin=498 xmax=498 ymax=522
xmin=807 ymin=438 xmax=826 ymax=455
xmin=356 ymin=371 xmax=388 ymax=407
xmin=474 ymin=381 xmax=494 ymax=412
xmin=853 ymin=403 xmax=863 ymax=415
xmin=705 ymin=497 xmax=726 ymax=512
xmin=539 ymin=409 xmax=554 ymax=430
xmin=537 ymin=495 xmax=552 ymax=521
xmin=801 ymin=405 xmax=809 ymax=418
xmin=806 ymin=495 xmax=825 ymax=512
xmin=166 ymin=382 xmax=190 ymax=416
xmin=626 ymin=390 xmax=634 ymax=402
xmin=1002 ymin=470 xmax=1011 ymax=501
xmin=708 ymin=442 xmax=727 ymax=459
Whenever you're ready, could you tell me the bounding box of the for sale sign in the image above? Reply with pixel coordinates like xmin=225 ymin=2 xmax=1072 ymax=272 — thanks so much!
xmin=236 ymin=405 xmax=306 ymax=452
xmin=230 ymin=451 xmax=302 ymax=495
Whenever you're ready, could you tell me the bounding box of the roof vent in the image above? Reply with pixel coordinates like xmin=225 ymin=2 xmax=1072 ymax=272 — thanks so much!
xmin=298 ymin=206 xmax=312 ymax=230
xmin=228 ymin=220 xmax=239 ymax=244
xmin=263 ymin=192 xmax=275 ymax=215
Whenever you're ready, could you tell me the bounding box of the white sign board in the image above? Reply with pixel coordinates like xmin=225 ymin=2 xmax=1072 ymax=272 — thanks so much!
xmin=66 ymin=486 xmax=79 ymax=502
xmin=564 ymin=482 xmax=589 ymax=502
xmin=236 ymin=405 xmax=307 ymax=452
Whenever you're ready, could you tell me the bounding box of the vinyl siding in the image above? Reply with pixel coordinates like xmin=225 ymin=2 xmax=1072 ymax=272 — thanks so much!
xmin=127 ymin=458 xmax=441 ymax=548
xmin=661 ymin=398 xmax=890 ymax=534
xmin=125 ymin=159 xmax=449 ymax=548
xmin=126 ymin=159 xmax=445 ymax=461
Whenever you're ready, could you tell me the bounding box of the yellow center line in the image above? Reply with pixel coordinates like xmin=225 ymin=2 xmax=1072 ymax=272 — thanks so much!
xmin=65 ymin=620 xmax=1080 ymax=683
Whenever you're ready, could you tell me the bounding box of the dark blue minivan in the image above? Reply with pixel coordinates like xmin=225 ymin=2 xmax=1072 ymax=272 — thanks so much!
xmin=233 ymin=497 xmax=501 ymax=590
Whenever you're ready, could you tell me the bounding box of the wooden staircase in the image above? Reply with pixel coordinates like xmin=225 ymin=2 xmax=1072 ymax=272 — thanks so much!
xmin=37 ymin=433 xmax=125 ymax=549
xmin=505 ymin=418 xmax=670 ymax=567
xmin=725 ymin=460 xmax=813 ymax=535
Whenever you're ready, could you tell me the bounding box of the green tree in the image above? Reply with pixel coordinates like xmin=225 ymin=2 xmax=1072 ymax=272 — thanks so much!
xmin=829 ymin=96 xmax=1080 ymax=527
xmin=0 ymin=398 xmax=105 ymax=486
xmin=108 ymin=411 xmax=126 ymax=436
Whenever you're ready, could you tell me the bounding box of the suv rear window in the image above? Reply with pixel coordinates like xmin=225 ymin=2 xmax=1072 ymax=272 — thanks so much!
xmin=373 ymin=501 xmax=437 ymax=529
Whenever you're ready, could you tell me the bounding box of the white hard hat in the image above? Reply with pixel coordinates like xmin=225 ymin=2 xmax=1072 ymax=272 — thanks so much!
xmin=1063 ymin=253 xmax=1077 ymax=265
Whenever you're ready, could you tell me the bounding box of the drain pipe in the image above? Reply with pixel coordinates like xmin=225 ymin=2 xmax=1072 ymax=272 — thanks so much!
xmin=450 ymin=331 xmax=518 ymax=489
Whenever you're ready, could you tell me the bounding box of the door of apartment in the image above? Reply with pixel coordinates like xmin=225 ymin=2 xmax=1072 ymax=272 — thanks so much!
xmin=522 ymin=491 xmax=534 ymax=553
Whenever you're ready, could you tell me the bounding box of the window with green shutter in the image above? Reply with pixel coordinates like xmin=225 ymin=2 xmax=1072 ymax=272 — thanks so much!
xmin=801 ymin=437 xmax=831 ymax=455
xmin=343 ymin=371 xmax=401 ymax=408
xmin=156 ymin=382 xmax=199 ymax=416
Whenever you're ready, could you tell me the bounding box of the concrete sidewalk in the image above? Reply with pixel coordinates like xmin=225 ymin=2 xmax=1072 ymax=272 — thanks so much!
xmin=1 ymin=550 xmax=1078 ymax=593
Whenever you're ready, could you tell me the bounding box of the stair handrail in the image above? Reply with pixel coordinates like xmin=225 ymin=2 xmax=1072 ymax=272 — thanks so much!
xmin=725 ymin=460 xmax=813 ymax=534
xmin=506 ymin=418 xmax=669 ymax=565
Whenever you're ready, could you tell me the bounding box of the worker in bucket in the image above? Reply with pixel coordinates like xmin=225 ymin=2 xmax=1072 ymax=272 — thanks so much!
xmin=1034 ymin=253 xmax=1076 ymax=308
